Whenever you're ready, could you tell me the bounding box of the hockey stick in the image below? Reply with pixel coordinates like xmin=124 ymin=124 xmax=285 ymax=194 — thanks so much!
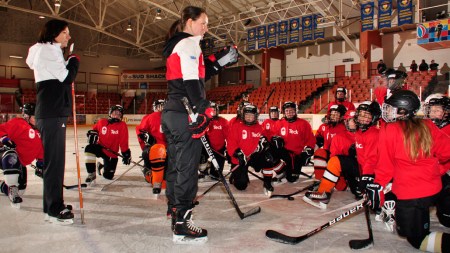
xmin=100 ymin=158 xmax=144 ymax=191
xmin=259 ymin=88 xmax=276 ymax=113
xmin=270 ymin=180 xmax=320 ymax=200
xmin=248 ymin=169 xmax=264 ymax=181
xmin=349 ymin=204 xmax=374 ymax=250
xmin=30 ymin=164 xmax=87 ymax=189
xmin=100 ymin=145 xmax=146 ymax=172
xmin=69 ymin=43 xmax=85 ymax=224
xmin=182 ymin=97 xmax=261 ymax=220
xmin=265 ymin=199 xmax=366 ymax=244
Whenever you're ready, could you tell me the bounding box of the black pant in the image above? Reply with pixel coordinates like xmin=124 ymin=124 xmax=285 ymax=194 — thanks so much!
xmin=36 ymin=117 xmax=67 ymax=216
xmin=84 ymin=144 xmax=119 ymax=179
xmin=162 ymin=111 xmax=202 ymax=214
xmin=437 ymin=174 xmax=450 ymax=227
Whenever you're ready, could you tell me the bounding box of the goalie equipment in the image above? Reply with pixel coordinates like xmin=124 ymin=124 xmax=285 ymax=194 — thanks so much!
xmin=382 ymin=90 xmax=420 ymax=122
xmin=138 ymin=131 xmax=155 ymax=146
xmin=86 ymin=130 xmax=99 ymax=145
xmin=149 ymin=144 xmax=166 ymax=194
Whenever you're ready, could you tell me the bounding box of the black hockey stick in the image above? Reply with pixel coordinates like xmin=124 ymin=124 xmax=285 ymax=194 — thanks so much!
xmin=101 ymin=158 xmax=144 ymax=191
xmin=259 ymin=88 xmax=276 ymax=112
xmin=265 ymin=199 xmax=366 ymax=244
xmin=182 ymin=97 xmax=261 ymax=219
xmin=100 ymin=145 xmax=146 ymax=172
xmin=270 ymin=180 xmax=320 ymax=200
xmin=349 ymin=204 xmax=374 ymax=250
xmin=30 ymin=164 xmax=87 ymax=189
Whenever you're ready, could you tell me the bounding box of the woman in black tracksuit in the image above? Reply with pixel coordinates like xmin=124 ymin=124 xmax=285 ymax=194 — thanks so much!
xmin=161 ymin=6 xmax=238 ymax=244
xmin=26 ymin=19 xmax=79 ymax=224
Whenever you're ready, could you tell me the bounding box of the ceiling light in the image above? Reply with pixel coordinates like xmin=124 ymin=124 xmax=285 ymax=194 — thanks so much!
xmin=55 ymin=0 xmax=61 ymax=7
xmin=108 ymin=65 xmax=119 ymax=68
xmin=156 ymin=9 xmax=162 ymax=20
xmin=38 ymin=15 xmax=45 ymax=19
xmin=126 ymin=20 xmax=132 ymax=31
xmin=9 ymin=55 xmax=23 ymax=59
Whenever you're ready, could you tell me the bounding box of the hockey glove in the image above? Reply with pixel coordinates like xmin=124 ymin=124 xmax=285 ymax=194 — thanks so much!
xmin=233 ymin=148 xmax=247 ymax=167
xmin=271 ymin=136 xmax=284 ymax=150
xmin=302 ymin=146 xmax=314 ymax=166
xmin=256 ymin=136 xmax=269 ymax=153
xmin=67 ymin=54 xmax=80 ymax=62
xmin=348 ymin=143 xmax=357 ymax=158
xmin=359 ymin=174 xmax=374 ymax=191
xmin=138 ymin=131 xmax=155 ymax=146
xmin=366 ymin=183 xmax=384 ymax=210
xmin=208 ymin=45 xmax=239 ymax=71
xmin=121 ymin=149 xmax=131 ymax=165
xmin=86 ymin=130 xmax=99 ymax=145
xmin=35 ymin=159 xmax=44 ymax=178
xmin=0 ymin=136 xmax=16 ymax=149
xmin=188 ymin=114 xmax=210 ymax=139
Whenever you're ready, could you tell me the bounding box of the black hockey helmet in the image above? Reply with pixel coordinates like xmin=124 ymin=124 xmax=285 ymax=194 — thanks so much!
xmin=385 ymin=69 xmax=407 ymax=90
xmin=152 ymin=99 xmax=165 ymax=112
xmin=237 ymin=101 xmax=251 ymax=120
xmin=22 ymin=103 xmax=35 ymax=117
xmin=423 ymin=94 xmax=449 ymax=129
xmin=269 ymin=106 xmax=279 ymax=120
xmin=382 ymin=90 xmax=420 ymax=122
xmin=356 ymin=101 xmax=381 ymax=131
xmin=242 ymin=104 xmax=258 ymax=126
xmin=335 ymin=87 xmax=347 ymax=102
xmin=108 ymin=104 xmax=124 ymax=123
xmin=210 ymin=102 xmax=220 ymax=118
xmin=328 ymin=104 xmax=347 ymax=126
xmin=282 ymin=101 xmax=297 ymax=122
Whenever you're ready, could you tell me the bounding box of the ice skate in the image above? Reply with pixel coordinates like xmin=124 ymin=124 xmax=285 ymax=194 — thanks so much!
xmin=263 ymin=177 xmax=274 ymax=197
xmin=143 ymin=167 xmax=152 ymax=185
xmin=97 ymin=162 xmax=104 ymax=175
xmin=303 ymin=191 xmax=331 ymax=209
xmin=85 ymin=172 xmax=96 ymax=185
xmin=173 ymin=209 xmax=208 ymax=244
xmin=381 ymin=200 xmax=396 ymax=232
xmin=48 ymin=205 xmax=74 ymax=225
xmin=153 ymin=182 xmax=162 ymax=195
xmin=8 ymin=186 xmax=22 ymax=209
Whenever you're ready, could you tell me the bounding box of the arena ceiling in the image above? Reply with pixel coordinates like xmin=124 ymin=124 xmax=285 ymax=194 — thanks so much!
xmin=1 ymin=0 xmax=367 ymax=61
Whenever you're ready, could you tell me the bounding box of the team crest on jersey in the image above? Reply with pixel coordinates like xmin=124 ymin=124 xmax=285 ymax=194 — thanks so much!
xmin=102 ymin=126 xmax=107 ymax=135
xmin=242 ymin=130 xmax=248 ymax=139
xmin=28 ymin=129 xmax=36 ymax=139
xmin=281 ymin=127 xmax=286 ymax=136
xmin=265 ymin=123 xmax=270 ymax=130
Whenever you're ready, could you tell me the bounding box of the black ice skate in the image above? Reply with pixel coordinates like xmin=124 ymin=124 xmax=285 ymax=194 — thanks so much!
xmin=48 ymin=205 xmax=74 ymax=225
xmin=173 ymin=209 xmax=208 ymax=244
xmin=85 ymin=172 xmax=96 ymax=184
xmin=153 ymin=182 xmax=161 ymax=195
xmin=8 ymin=185 xmax=22 ymax=209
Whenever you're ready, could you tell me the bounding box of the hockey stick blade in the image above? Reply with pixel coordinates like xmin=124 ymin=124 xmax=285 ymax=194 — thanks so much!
xmin=270 ymin=181 xmax=320 ymax=199
xmin=349 ymin=238 xmax=373 ymax=250
xmin=266 ymin=200 xmax=366 ymax=245
xmin=64 ymin=183 xmax=87 ymax=189
xmin=240 ymin=206 xmax=261 ymax=219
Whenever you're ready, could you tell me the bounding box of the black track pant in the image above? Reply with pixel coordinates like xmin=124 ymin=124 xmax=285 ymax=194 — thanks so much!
xmin=36 ymin=117 xmax=67 ymax=217
xmin=162 ymin=111 xmax=202 ymax=214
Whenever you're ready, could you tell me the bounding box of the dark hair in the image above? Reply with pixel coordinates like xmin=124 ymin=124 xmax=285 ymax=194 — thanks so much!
xmin=166 ymin=6 xmax=206 ymax=40
xmin=37 ymin=19 xmax=69 ymax=44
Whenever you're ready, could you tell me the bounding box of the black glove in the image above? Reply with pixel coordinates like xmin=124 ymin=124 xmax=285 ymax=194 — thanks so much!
xmin=315 ymin=135 xmax=324 ymax=148
xmin=348 ymin=143 xmax=357 ymax=158
xmin=138 ymin=131 xmax=155 ymax=146
xmin=256 ymin=136 xmax=269 ymax=153
xmin=366 ymin=183 xmax=384 ymax=210
xmin=121 ymin=149 xmax=131 ymax=165
xmin=35 ymin=159 xmax=44 ymax=178
xmin=271 ymin=136 xmax=284 ymax=149
xmin=359 ymin=174 xmax=374 ymax=191
xmin=302 ymin=146 xmax=314 ymax=166
xmin=0 ymin=136 xmax=16 ymax=149
xmin=67 ymin=54 xmax=80 ymax=62
xmin=87 ymin=130 xmax=99 ymax=145
xmin=233 ymin=148 xmax=247 ymax=167
xmin=214 ymin=45 xmax=239 ymax=68
xmin=188 ymin=114 xmax=210 ymax=139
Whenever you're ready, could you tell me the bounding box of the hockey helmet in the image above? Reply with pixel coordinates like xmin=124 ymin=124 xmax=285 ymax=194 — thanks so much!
xmin=335 ymin=87 xmax=347 ymax=102
xmin=423 ymin=93 xmax=449 ymax=129
xmin=385 ymin=69 xmax=407 ymax=91
xmin=210 ymin=102 xmax=220 ymax=118
xmin=22 ymin=103 xmax=35 ymax=118
xmin=152 ymin=99 xmax=165 ymax=112
xmin=108 ymin=104 xmax=124 ymax=123
xmin=343 ymin=110 xmax=357 ymax=132
xmin=328 ymin=104 xmax=347 ymax=126
xmin=269 ymin=106 xmax=279 ymax=120
xmin=242 ymin=104 xmax=258 ymax=126
xmin=282 ymin=101 xmax=297 ymax=122
xmin=356 ymin=101 xmax=381 ymax=131
xmin=382 ymin=90 xmax=420 ymax=122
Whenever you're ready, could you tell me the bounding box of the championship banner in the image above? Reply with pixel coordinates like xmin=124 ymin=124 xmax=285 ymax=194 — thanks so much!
xmin=397 ymin=0 xmax=413 ymax=26
xmin=302 ymin=15 xmax=313 ymax=42
xmin=267 ymin=23 xmax=277 ymax=48
xmin=378 ymin=0 xmax=392 ymax=29
xmin=247 ymin=28 xmax=256 ymax=51
xmin=314 ymin=14 xmax=324 ymax=40
xmin=289 ymin=18 xmax=300 ymax=43
xmin=278 ymin=20 xmax=288 ymax=45
xmin=361 ymin=1 xmax=374 ymax=32
xmin=257 ymin=25 xmax=267 ymax=49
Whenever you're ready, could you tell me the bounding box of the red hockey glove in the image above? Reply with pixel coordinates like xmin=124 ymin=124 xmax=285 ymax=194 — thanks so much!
xmin=188 ymin=114 xmax=210 ymax=139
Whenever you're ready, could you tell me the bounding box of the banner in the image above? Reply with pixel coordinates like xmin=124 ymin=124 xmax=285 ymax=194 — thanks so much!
xmin=397 ymin=0 xmax=413 ymax=26
xmin=417 ymin=19 xmax=450 ymax=45
xmin=361 ymin=1 xmax=375 ymax=32
xmin=289 ymin=18 xmax=300 ymax=43
xmin=257 ymin=25 xmax=267 ymax=49
xmin=378 ymin=0 xmax=392 ymax=29
xmin=121 ymin=71 xmax=165 ymax=82
xmin=247 ymin=28 xmax=256 ymax=51
xmin=302 ymin=15 xmax=313 ymax=42
xmin=314 ymin=14 xmax=325 ymax=40
xmin=278 ymin=20 xmax=288 ymax=45
xmin=267 ymin=23 xmax=277 ymax=48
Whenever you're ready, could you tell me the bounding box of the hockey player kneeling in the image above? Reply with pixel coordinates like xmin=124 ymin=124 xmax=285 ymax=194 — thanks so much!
xmin=148 ymin=144 xmax=167 ymax=194
xmin=226 ymin=105 xmax=285 ymax=196
xmin=0 ymin=103 xmax=44 ymax=208
xmin=84 ymin=105 xmax=131 ymax=183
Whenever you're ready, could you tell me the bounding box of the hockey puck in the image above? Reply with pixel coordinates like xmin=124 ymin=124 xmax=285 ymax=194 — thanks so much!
xmin=194 ymin=201 xmax=199 ymax=206
xmin=287 ymin=196 xmax=295 ymax=201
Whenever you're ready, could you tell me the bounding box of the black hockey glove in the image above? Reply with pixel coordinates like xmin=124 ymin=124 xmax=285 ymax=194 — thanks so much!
xmin=359 ymin=174 xmax=374 ymax=192
xmin=188 ymin=114 xmax=210 ymax=139
xmin=301 ymin=146 xmax=314 ymax=166
xmin=86 ymin=130 xmax=99 ymax=145
xmin=138 ymin=131 xmax=155 ymax=146
xmin=271 ymin=136 xmax=284 ymax=150
xmin=35 ymin=159 xmax=44 ymax=178
xmin=348 ymin=143 xmax=357 ymax=158
xmin=233 ymin=148 xmax=247 ymax=167
xmin=255 ymin=136 xmax=269 ymax=153
xmin=0 ymin=136 xmax=16 ymax=149
xmin=315 ymin=135 xmax=324 ymax=148
xmin=121 ymin=149 xmax=131 ymax=165
xmin=366 ymin=183 xmax=384 ymax=210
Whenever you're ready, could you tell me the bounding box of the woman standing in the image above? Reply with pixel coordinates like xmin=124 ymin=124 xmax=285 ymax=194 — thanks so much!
xmin=367 ymin=90 xmax=450 ymax=252
xmin=161 ymin=6 xmax=237 ymax=244
xmin=26 ymin=19 xmax=79 ymax=225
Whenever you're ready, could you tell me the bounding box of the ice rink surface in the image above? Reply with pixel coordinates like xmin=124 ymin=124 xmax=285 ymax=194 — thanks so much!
xmin=0 ymin=126 xmax=448 ymax=253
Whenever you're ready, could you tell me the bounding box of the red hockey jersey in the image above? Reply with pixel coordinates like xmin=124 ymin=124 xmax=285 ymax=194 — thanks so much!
xmin=273 ymin=118 xmax=315 ymax=155
xmin=94 ymin=119 xmax=129 ymax=158
xmin=227 ymin=123 xmax=262 ymax=164
xmin=206 ymin=116 xmax=229 ymax=151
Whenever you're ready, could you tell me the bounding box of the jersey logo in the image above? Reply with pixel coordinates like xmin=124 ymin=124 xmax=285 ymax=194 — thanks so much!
xmin=281 ymin=127 xmax=286 ymax=136
xmin=213 ymin=125 xmax=222 ymax=130
xmin=190 ymin=56 xmax=197 ymax=60
xmin=102 ymin=126 xmax=107 ymax=135
xmin=289 ymin=129 xmax=298 ymax=134
xmin=355 ymin=142 xmax=363 ymax=149
xmin=111 ymin=130 xmax=119 ymax=134
xmin=29 ymin=129 xmax=36 ymax=139
xmin=265 ymin=123 xmax=270 ymax=130
xmin=251 ymin=132 xmax=261 ymax=138
xmin=242 ymin=130 xmax=248 ymax=139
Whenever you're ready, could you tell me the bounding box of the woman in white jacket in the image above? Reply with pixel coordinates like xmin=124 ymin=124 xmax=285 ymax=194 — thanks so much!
xmin=26 ymin=19 xmax=79 ymax=225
